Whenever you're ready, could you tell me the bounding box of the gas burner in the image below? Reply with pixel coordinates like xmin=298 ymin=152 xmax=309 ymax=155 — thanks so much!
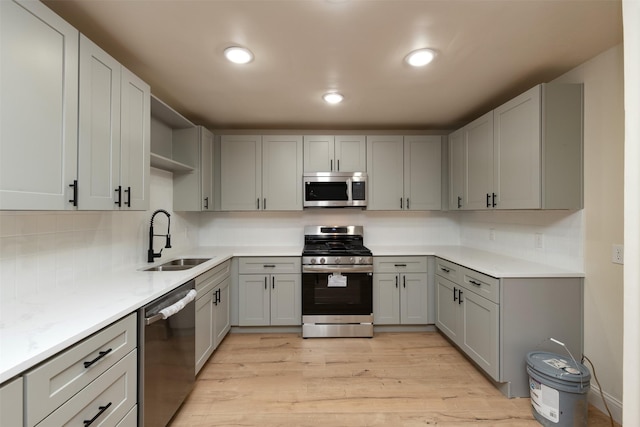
xmin=302 ymin=225 xmax=372 ymax=266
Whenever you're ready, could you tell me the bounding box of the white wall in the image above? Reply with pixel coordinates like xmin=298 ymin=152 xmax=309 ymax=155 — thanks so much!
xmin=198 ymin=210 xmax=459 ymax=248
xmin=552 ymin=45 xmax=625 ymax=420
xmin=623 ymin=1 xmax=640 ymax=424
xmin=0 ymin=168 xmax=199 ymax=302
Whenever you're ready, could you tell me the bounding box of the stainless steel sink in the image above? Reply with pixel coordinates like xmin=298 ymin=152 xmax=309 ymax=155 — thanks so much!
xmin=143 ymin=258 xmax=211 ymax=271
xmin=164 ymin=258 xmax=210 ymax=266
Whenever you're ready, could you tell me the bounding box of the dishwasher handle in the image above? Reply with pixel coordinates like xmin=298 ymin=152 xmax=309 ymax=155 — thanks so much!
xmin=145 ymin=289 xmax=197 ymax=325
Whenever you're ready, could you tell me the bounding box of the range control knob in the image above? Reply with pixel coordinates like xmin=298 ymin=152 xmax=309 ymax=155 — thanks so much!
xmin=310 ymin=258 xmax=317 ymax=264
xmin=359 ymin=257 xmax=367 ymax=264
xmin=349 ymin=257 xmax=355 ymax=264
xmin=320 ymin=258 xmax=326 ymax=264
xmin=335 ymin=258 xmax=341 ymax=264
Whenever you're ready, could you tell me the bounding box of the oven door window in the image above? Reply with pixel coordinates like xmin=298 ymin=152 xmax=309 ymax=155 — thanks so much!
xmin=302 ymin=272 xmax=372 ymax=315
xmin=305 ymin=182 xmax=348 ymax=201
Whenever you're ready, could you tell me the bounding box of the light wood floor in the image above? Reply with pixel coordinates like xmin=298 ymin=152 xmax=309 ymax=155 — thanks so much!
xmin=171 ymin=332 xmax=617 ymax=426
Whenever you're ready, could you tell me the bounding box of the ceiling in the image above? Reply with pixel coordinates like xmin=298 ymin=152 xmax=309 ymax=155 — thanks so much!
xmin=43 ymin=0 xmax=623 ymax=131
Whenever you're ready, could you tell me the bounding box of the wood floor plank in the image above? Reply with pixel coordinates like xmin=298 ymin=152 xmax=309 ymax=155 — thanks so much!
xmin=170 ymin=332 xmax=618 ymax=427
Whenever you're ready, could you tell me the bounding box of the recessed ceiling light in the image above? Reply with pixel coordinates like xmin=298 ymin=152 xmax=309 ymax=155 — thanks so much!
xmin=224 ymin=46 xmax=253 ymax=64
xmin=405 ymin=48 xmax=436 ymax=67
xmin=323 ymin=92 xmax=344 ymax=104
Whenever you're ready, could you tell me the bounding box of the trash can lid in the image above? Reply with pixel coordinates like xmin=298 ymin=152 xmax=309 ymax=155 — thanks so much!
xmin=526 ymin=351 xmax=591 ymax=383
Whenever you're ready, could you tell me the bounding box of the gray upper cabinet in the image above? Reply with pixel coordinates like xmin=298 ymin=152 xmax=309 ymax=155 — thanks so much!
xmin=78 ymin=35 xmax=150 ymax=211
xmin=220 ymin=135 xmax=303 ymax=211
xmin=0 ymin=0 xmax=79 ymax=210
xmin=367 ymin=135 xmax=442 ymax=211
xmin=173 ymin=126 xmax=214 ymax=211
xmin=450 ymin=83 xmax=583 ymax=210
xmin=303 ymin=135 xmax=366 ymax=172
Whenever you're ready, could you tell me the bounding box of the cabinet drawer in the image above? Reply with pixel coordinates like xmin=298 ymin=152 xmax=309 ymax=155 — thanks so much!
xmin=196 ymin=260 xmax=231 ymax=295
xmin=25 ymin=313 xmax=137 ymax=426
xmin=37 ymin=350 xmax=137 ymax=427
xmin=239 ymin=257 xmax=301 ymax=274
xmin=374 ymin=256 xmax=427 ymax=273
xmin=461 ymin=267 xmax=500 ymax=303
xmin=435 ymin=258 xmax=461 ymax=281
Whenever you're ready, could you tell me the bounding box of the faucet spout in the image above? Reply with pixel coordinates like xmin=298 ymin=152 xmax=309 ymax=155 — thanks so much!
xmin=148 ymin=209 xmax=171 ymax=262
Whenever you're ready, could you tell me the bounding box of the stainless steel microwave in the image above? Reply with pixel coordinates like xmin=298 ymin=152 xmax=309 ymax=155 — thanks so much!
xmin=303 ymin=172 xmax=367 ymax=208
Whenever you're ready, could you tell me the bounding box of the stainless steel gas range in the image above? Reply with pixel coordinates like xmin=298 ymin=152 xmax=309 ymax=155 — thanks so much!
xmin=301 ymin=226 xmax=374 ymax=338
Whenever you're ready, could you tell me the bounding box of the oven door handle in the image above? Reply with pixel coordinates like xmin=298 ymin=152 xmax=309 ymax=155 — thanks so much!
xmin=302 ymin=265 xmax=373 ymax=274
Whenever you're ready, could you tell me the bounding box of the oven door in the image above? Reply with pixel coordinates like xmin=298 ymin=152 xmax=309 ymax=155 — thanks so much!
xmin=302 ymin=266 xmax=373 ymax=316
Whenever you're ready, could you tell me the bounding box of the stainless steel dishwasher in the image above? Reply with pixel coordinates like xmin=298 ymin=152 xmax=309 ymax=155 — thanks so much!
xmin=138 ymin=280 xmax=196 ymax=426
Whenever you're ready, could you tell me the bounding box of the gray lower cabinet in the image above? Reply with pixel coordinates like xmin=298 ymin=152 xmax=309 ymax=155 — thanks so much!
xmin=238 ymin=257 xmax=302 ymax=326
xmin=373 ymin=257 xmax=429 ymax=325
xmin=23 ymin=313 xmax=138 ymax=426
xmin=435 ymin=257 xmax=583 ymax=398
xmin=0 ymin=377 xmax=22 ymax=426
xmin=195 ymin=260 xmax=231 ymax=374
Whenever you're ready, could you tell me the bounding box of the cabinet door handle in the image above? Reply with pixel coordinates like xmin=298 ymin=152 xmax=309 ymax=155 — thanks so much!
xmin=486 ymin=193 xmax=491 ymax=208
xmin=83 ymin=348 xmax=112 ymax=368
xmin=272 ymin=276 xmax=275 ymax=289
xmin=395 ymin=276 xmax=398 ymax=288
xmin=83 ymin=402 xmax=112 ymax=426
xmin=124 ymin=186 xmax=131 ymax=207
xmin=337 ymin=159 xmax=340 ymax=171
xmin=406 ymin=198 xmax=410 ymax=210
xmin=469 ymin=279 xmax=482 ymax=287
xmin=403 ymin=276 xmax=406 ymax=288
xmin=440 ymin=267 xmax=450 ymax=273
xmin=330 ymin=159 xmax=333 ymax=171
xmin=69 ymin=180 xmax=78 ymax=206
xmin=492 ymin=192 xmax=497 ymax=207
xmin=204 ymin=196 xmax=209 ymax=210
xmin=457 ymin=196 xmax=462 ymax=209
xmin=400 ymin=198 xmax=403 ymax=209
xmin=453 ymin=287 xmax=458 ymax=302
xmin=458 ymin=290 xmax=463 ymax=304
xmin=264 ymin=198 xmax=266 ymax=210
xmin=264 ymin=277 xmax=267 ymax=290
xmin=257 ymin=198 xmax=260 ymax=210
xmin=115 ymin=186 xmax=122 ymax=207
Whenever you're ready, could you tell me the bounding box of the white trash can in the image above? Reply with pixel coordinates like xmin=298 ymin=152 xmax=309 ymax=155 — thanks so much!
xmin=526 ymin=351 xmax=591 ymax=427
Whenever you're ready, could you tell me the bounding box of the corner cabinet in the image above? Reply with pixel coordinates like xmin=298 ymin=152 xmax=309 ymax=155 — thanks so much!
xmin=220 ymin=135 xmax=303 ymax=211
xmin=195 ymin=261 xmax=231 ymax=374
xmin=303 ymin=135 xmax=366 ymax=172
xmin=78 ymin=35 xmax=150 ymax=211
xmin=449 ymin=83 xmax=583 ymax=210
xmin=367 ymin=135 xmax=442 ymax=211
xmin=173 ymin=126 xmax=215 ymax=211
xmin=434 ymin=257 xmax=584 ymax=398
xmin=373 ymin=257 xmax=429 ymax=325
xmin=238 ymin=257 xmax=302 ymax=326
xmin=0 ymin=0 xmax=79 ymax=210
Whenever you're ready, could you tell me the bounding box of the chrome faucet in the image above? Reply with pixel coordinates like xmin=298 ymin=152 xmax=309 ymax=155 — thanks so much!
xmin=148 ymin=209 xmax=171 ymax=262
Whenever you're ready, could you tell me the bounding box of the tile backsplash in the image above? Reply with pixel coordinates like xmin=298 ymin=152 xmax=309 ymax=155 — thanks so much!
xmin=0 ymin=168 xmax=199 ymax=302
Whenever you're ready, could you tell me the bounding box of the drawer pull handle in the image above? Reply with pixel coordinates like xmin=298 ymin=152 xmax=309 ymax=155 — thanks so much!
xmin=394 ymin=264 xmax=407 ymax=267
xmin=264 ymin=264 xmax=276 ymax=268
xmin=440 ymin=267 xmax=450 ymax=273
xmin=83 ymin=402 xmax=112 ymax=426
xmin=469 ymin=280 xmax=482 ymax=286
xmin=83 ymin=348 xmax=112 ymax=368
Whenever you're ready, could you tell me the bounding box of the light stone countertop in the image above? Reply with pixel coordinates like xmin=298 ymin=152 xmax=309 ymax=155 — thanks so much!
xmin=0 ymin=244 xmax=582 ymax=384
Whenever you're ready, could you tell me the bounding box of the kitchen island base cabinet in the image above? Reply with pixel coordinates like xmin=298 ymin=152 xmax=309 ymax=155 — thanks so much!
xmin=435 ymin=258 xmax=583 ymax=398
xmin=0 ymin=377 xmax=22 ymax=426
xmin=238 ymin=257 xmax=302 ymax=327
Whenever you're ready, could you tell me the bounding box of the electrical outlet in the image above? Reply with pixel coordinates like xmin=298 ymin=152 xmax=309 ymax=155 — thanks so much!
xmin=489 ymin=228 xmax=495 ymax=241
xmin=535 ymin=233 xmax=544 ymax=249
xmin=612 ymin=244 xmax=624 ymax=264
